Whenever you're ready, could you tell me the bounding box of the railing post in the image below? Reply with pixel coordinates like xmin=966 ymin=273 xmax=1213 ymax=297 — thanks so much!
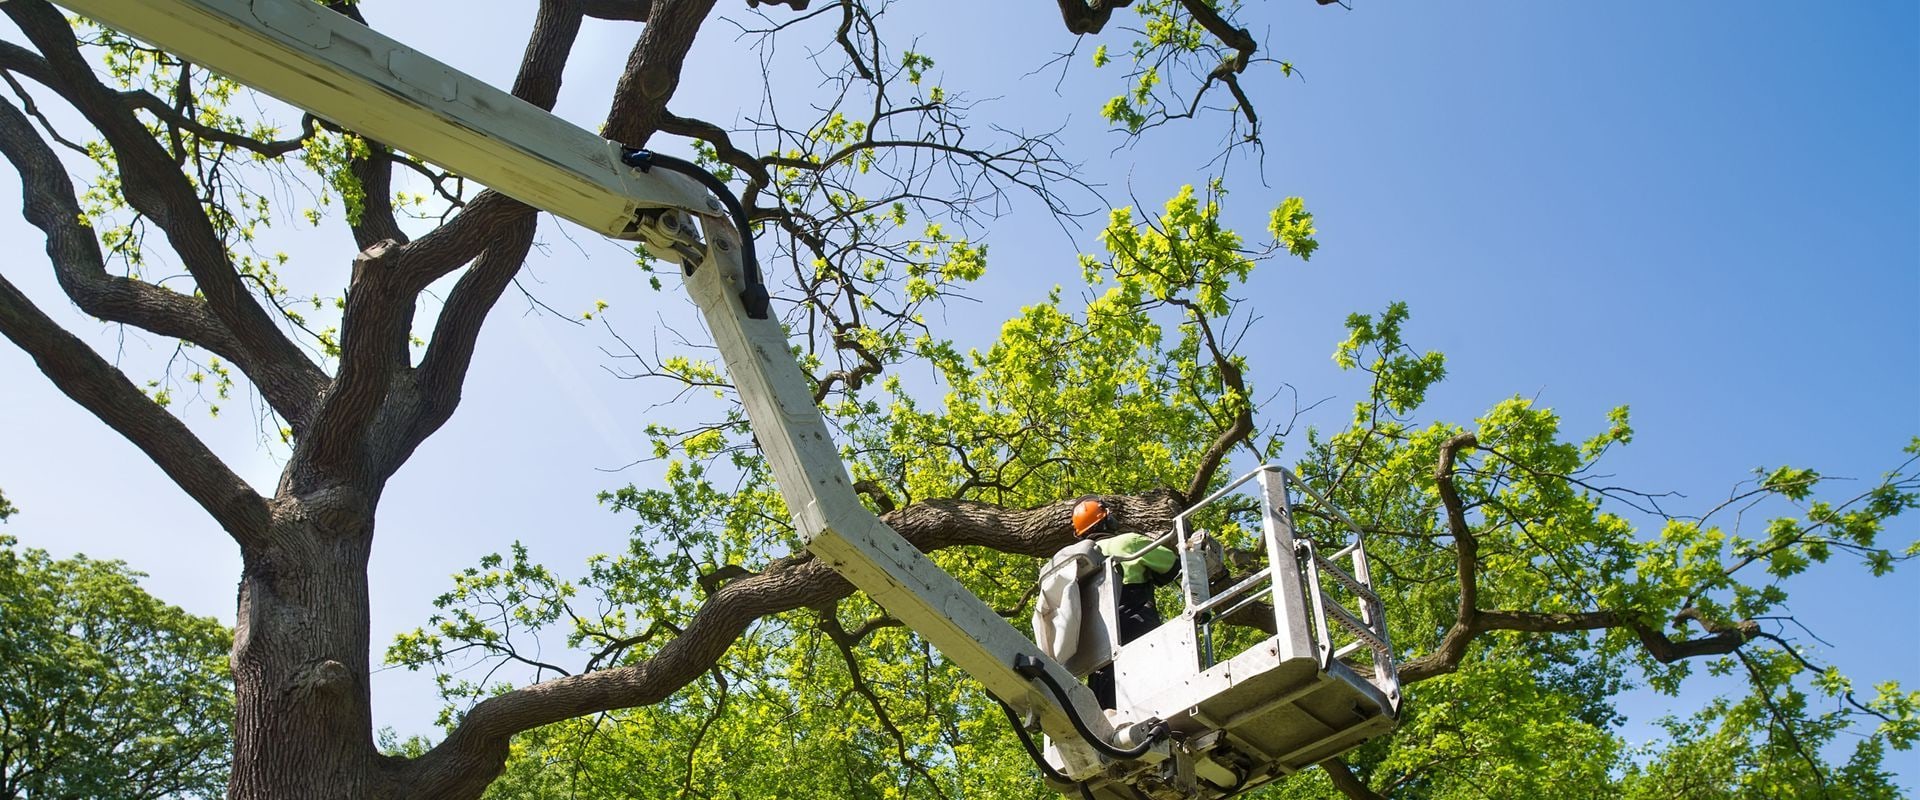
xmin=1349 ymin=537 xmax=1400 ymax=708
xmin=1175 ymin=517 xmax=1210 ymax=611
xmin=1258 ymin=469 xmax=1315 ymax=663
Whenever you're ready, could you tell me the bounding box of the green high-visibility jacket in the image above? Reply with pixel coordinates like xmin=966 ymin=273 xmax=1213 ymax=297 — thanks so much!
xmin=1095 ymin=533 xmax=1177 ymax=585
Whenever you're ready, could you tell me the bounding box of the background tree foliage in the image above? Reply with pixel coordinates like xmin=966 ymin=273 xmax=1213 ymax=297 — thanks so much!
xmin=0 ymin=0 xmax=1913 ymax=797
xmin=0 ymin=533 xmax=233 ymax=799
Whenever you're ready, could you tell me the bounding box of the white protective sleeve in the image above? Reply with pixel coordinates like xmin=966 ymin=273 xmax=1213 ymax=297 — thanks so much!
xmin=1032 ymin=540 xmax=1101 ymax=663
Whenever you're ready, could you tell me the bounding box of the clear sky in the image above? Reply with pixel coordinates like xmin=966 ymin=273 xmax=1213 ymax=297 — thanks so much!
xmin=2 ymin=0 xmax=1915 ymax=787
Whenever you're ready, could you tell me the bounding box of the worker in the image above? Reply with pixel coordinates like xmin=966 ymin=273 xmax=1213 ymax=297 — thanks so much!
xmin=1073 ymin=498 xmax=1180 ymax=709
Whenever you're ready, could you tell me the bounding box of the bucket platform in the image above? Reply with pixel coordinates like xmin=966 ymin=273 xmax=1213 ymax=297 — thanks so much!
xmin=1035 ymin=466 xmax=1401 ymax=798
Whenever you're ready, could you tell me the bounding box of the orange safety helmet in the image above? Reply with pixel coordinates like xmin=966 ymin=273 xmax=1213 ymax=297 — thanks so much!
xmin=1071 ymin=499 xmax=1111 ymax=537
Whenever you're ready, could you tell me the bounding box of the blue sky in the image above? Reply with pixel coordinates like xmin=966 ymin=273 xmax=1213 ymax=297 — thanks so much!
xmin=2 ymin=0 xmax=1914 ymax=787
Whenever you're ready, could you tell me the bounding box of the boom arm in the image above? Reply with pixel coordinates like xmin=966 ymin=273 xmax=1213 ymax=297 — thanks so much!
xmin=54 ymin=0 xmax=1131 ymax=779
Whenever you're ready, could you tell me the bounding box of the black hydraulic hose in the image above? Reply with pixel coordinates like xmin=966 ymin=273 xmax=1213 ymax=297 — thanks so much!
xmin=1013 ymin=654 xmax=1168 ymax=760
xmin=995 ymin=697 xmax=1097 ymax=800
xmin=619 ymin=148 xmax=771 ymax=320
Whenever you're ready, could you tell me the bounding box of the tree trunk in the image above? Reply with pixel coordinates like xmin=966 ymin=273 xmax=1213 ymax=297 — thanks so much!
xmin=228 ymin=495 xmax=379 ymax=799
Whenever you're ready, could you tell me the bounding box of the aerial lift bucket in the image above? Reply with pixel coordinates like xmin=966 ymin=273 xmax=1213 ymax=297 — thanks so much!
xmin=1031 ymin=465 xmax=1401 ymax=798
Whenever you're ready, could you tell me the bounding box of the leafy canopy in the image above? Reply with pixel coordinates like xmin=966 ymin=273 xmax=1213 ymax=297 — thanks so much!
xmin=0 ymin=534 xmax=234 ymax=800
xmin=387 ymin=189 xmax=1917 ymax=798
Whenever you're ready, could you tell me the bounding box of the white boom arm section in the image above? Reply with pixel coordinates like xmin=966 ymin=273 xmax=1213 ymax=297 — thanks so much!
xmin=55 ymin=0 xmax=711 ymax=238
xmin=56 ymin=0 xmax=1135 ymax=783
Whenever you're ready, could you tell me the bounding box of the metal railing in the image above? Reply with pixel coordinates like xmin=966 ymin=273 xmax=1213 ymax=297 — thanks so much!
xmin=1172 ymin=465 xmax=1399 ymax=703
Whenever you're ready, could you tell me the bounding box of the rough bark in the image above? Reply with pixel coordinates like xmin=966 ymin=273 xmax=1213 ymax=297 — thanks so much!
xmin=603 ymin=0 xmax=719 ymax=145
xmin=1055 ymin=0 xmax=1136 ymax=34
xmin=228 ymin=505 xmax=379 ymax=799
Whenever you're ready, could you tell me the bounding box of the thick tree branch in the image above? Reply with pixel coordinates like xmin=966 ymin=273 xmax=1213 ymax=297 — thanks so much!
xmin=382 ymin=0 xmax=582 ymax=290
xmin=0 ymin=98 xmax=328 ymax=422
xmin=1395 ymin=431 xmax=1517 ymax=680
xmin=1055 ymin=0 xmax=1135 ymax=34
xmin=583 ymin=0 xmax=653 ymax=21
xmin=372 ymin=0 xmax=584 ymax=472
xmin=386 ymin=194 xmax=531 ymax=288
xmin=0 ymin=41 xmax=56 ymax=89
xmin=1435 ymin=432 xmax=1478 ymax=617
xmin=1176 ymin=0 xmax=1256 ymax=69
xmin=603 ymin=0 xmax=721 ymax=146
xmin=0 ymin=272 xmax=268 ymax=541
xmin=389 ymin=214 xmax=540 ymax=473
xmin=400 ymin=491 xmax=1182 ymax=795
xmin=1399 ymin=608 xmax=1760 ymax=684
xmin=346 ymin=143 xmax=407 ymax=250
xmin=507 ymin=0 xmax=587 ymax=111
xmin=5 ymin=1 xmax=327 ymax=429
xmin=1397 ymin=431 xmax=1759 ymax=683
xmin=1646 ymin=608 xmax=1760 ymax=663
xmin=292 ymin=240 xmax=413 ymax=480
xmin=314 ymin=0 xmax=406 ymax=249
xmin=306 ymin=0 xmax=588 ymax=479
xmin=1488 ymin=608 xmax=1756 ymax=663
xmin=247 ymin=193 xmax=507 ymax=483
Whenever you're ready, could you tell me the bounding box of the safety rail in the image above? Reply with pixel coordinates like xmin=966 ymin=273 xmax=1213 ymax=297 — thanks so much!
xmin=1309 ymin=546 xmax=1379 ymax=607
xmin=1035 ymin=463 xmax=1404 ymax=795
xmin=1302 ymin=542 xmax=1391 ymax=661
xmin=1191 ymin=566 xmax=1275 ymax=667
xmin=1173 ymin=466 xmax=1399 ymax=703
